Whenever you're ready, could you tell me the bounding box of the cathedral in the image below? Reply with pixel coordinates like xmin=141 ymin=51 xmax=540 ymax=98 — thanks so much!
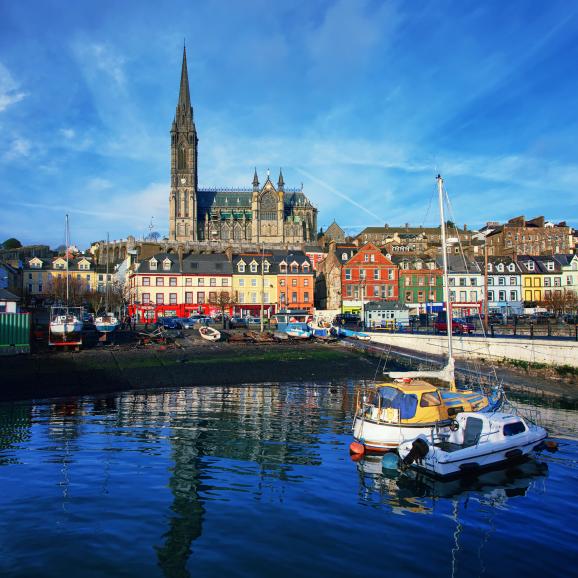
xmin=168 ymin=47 xmax=318 ymax=245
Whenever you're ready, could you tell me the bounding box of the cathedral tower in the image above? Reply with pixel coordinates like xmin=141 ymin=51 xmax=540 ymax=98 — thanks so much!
xmin=169 ymin=46 xmax=198 ymax=241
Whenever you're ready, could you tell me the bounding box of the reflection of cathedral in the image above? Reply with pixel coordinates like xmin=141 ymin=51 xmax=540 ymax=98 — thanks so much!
xmin=169 ymin=48 xmax=317 ymax=245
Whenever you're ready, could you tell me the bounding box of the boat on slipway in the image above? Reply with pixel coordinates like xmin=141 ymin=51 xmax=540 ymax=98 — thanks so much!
xmin=351 ymin=176 xmax=503 ymax=453
xmin=49 ymin=215 xmax=84 ymax=346
xmin=308 ymin=319 xmax=332 ymax=338
xmin=398 ymin=412 xmax=548 ymax=478
xmin=334 ymin=326 xmax=371 ymax=341
xmin=95 ymin=233 xmax=120 ymax=335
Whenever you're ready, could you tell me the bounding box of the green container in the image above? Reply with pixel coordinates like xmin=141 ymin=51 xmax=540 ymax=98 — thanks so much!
xmin=0 ymin=313 xmax=31 ymax=354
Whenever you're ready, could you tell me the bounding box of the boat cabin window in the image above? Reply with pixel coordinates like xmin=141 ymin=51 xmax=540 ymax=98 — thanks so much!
xmin=375 ymin=387 xmax=418 ymax=419
xmin=420 ymin=391 xmax=441 ymax=407
xmin=503 ymin=421 xmax=526 ymax=436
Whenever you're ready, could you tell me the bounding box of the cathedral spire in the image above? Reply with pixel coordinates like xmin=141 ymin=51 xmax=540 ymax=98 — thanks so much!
xmin=177 ymin=45 xmax=192 ymax=115
xmin=252 ymin=167 xmax=259 ymax=191
xmin=277 ymin=168 xmax=284 ymax=191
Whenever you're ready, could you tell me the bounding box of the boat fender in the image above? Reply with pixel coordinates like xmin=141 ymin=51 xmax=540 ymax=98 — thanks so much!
xmin=382 ymin=452 xmax=400 ymax=470
xmin=449 ymin=420 xmax=460 ymax=432
xmin=402 ymin=436 xmax=429 ymax=468
xmin=544 ymin=440 xmax=559 ymax=452
xmin=349 ymin=442 xmax=365 ymax=456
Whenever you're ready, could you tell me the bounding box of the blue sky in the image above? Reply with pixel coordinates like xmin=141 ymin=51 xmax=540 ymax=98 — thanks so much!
xmin=1 ymin=0 xmax=577 ymax=249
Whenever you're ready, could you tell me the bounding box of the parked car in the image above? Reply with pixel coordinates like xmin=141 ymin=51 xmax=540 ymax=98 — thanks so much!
xmin=433 ymin=316 xmax=475 ymax=335
xmin=334 ymin=313 xmax=361 ymax=325
xmin=230 ymin=317 xmax=248 ymax=328
xmin=181 ymin=315 xmax=211 ymax=328
xmin=155 ymin=317 xmax=183 ymax=330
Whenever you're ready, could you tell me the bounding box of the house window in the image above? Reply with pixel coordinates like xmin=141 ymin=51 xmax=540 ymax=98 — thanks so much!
xmin=370 ymin=254 xmax=375 ymax=263
xmin=185 ymin=278 xmax=193 ymax=286
xmin=388 ymin=269 xmax=394 ymax=280
xmin=292 ymin=278 xmax=298 ymax=287
xmin=488 ymin=291 xmax=494 ymax=301
xmin=345 ymin=269 xmax=351 ymax=280
xmin=280 ymin=263 xmax=287 ymax=273
xmin=374 ymin=270 xmax=380 ymax=280
xmin=291 ymin=292 xmax=297 ymax=303
xmin=209 ymin=291 xmax=217 ymax=303
xmin=198 ymin=292 xmax=205 ymax=304
xmin=169 ymin=293 xmax=177 ymax=304
xmin=198 ymin=278 xmax=205 ymax=286
xmin=498 ymin=277 xmax=505 ymax=285
xmin=341 ymin=253 xmax=348 ymax=261
xmin=510 ymin=277 xmax=516 ymax=285
xmin=149 ymin=260 xmax=157 ymax=270
xmin=280 ymin=291 xmax=286 ymax=303
xmin=304 ymin=292 xmax=309 ymax=302
xmin=250 ymin=262 xmax=258 ymax=273
xmin=470 ymin=278 xmax=477 ymax=286
xmin=239 ymin=279 xmax=245 ymax=287
xmin=251 ymin=279 xmax=257 ymax=287
xmin=510 ymin=291 xmax=517 ymax=301
xmin=163 ymin=260 xmax=171 ymax=271
xmin=143 ymin=277 xmax=150 ymax=286
xmin=156 ymin=293 xmax=164 ymax=304
xmin=346 ymin=286 xmax=353 ymax=297
xmin=238 ymin=263 xmax=245 ymax=273
xmin=251 ymin=292 xmax=257 ymax=303
xmin=360 ymin=269 xmax=366 ymax=280
xmin=156 ymin=277 xmax=164 ymax=286
xmin=279 ymin=279 xmax=285 ymax=287
xmin=169 ymin=277 xmax=177 ymax=287
xmin=373 ymin=286 xmax=379 ymax=296
xmin=238 ymin=292 xmax=245 ymax=304
xmin=499 ymin=291 xmax=506 ymax=301
xmin=291 ymin=264 xmax=298 ymax=273
xmin=364 ymin=254 xmax=369 ymax=262
xmin=210 ymin=278 xmax=217 ymax=287
xmin=405 ymin=291 xmax=413 ymax=302
xmin=304 ymin=279 xmax=309 ymax=286
xmin=142 ymin=293 xmax=150 ymax=304
xmin=222 ymin=278 xmax=228 ymax=286
xmin=185 ymin=292 xmax=193 ymax=304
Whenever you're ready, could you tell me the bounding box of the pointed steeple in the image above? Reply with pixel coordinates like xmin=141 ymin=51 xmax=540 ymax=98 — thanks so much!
xmin=252 ymin=168 xmax=260 ymax=191
xmin=178 ymin=45 xmax=192 ymax=114
xmin=277 ymin=168 xmax=285 ymax=191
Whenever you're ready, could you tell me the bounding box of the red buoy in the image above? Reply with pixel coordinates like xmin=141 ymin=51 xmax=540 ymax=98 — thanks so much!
xmin=349 ymin=442 xmax=365 ymax=456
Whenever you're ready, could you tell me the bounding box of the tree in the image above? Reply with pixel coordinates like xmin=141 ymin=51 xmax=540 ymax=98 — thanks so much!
xmin=45 ymin=274 xmax=89 ymax=306
xmin=209 ymin=291 xmax=238 ymax=328
xmin=541 ymin=289 xmax=578 ymax=318
xmin=2 ymin=238 xmax=22 ymax=249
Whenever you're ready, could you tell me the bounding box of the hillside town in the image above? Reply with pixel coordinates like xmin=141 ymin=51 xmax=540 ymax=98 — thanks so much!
xmin=1 ymin=48 xmax=577 ymax=333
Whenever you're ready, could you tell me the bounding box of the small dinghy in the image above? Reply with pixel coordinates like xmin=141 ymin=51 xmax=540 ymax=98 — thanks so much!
xmin=285 ymin=327 xmax=311 ymax=339
xmin=199 ymin=326 xmax=221 ymax=341
xmin=398 ymin=411 xmax=547 ymax=479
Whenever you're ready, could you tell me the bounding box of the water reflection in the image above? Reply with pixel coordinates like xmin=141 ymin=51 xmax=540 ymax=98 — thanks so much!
xmin=0 ymin=382 xmax=575 ymax=578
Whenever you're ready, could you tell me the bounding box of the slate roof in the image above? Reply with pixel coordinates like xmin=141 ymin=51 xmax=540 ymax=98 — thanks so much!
xmin=0 ymin=288 xmax=20 ymax=301
xmin=365 ymin=301 xmax=407 ymax=311
xmin=197 ymin=190 xmax=310 ymax=211
xmin=137 ymin=253 xmax=180 ymax=274
xmin=183 ymin=253 xmax=232 ymax=275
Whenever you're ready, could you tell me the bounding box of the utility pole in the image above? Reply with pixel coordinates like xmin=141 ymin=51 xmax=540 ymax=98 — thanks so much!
xmin=483 ymin=239 xmax=489 ymax=332
xmin=260 ymin=243 xmax=265 ymax=333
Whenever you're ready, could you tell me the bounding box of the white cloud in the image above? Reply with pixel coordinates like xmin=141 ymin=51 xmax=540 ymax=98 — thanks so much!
xmin=0 ymin=62 xmax=27 ymax=112
xmin=60 ymin=128 xmax=76 ymax=140
xmin=2 ymin=137 xmax=31 ymax=161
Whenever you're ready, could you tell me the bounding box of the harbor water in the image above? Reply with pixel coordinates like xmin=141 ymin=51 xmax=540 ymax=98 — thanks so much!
xmin=0 ymin=382 xmax=577 ymax=577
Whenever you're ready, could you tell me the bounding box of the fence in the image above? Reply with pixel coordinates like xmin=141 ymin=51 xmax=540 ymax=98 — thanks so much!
xmin=0 ymin=313 xmax=30 ymax=355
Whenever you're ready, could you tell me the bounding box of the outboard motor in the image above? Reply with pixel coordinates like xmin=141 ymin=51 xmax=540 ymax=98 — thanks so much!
xmin=401 ymin=436 xmax=430 ymax=468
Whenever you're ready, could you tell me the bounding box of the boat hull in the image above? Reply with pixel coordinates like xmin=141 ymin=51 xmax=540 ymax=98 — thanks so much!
xmin=95 ymin=319 xmax=120 ymax=333
xmin=49 ymin=321 xmax=84 ymax=336
xmin=352 ymin=415 xmax=449 ymax=451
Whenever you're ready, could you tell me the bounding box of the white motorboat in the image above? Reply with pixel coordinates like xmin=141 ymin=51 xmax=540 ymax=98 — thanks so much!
xmin=199 ymin=326 xmax=221 ymax=341
xmin=308 ymin=319 xmax=332 ymax=338
xmin=398 ymin=412 xmax=547 ymax=478
xmin=285 ymin=325 xmax=311 ymax=339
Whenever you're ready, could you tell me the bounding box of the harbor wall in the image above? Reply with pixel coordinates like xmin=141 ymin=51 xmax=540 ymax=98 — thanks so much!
xmin=367 ymin=332 xmax=578 ymax=368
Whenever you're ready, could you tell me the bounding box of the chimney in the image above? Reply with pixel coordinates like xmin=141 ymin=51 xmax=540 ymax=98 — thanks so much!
xmin=463 ymin=224 xmax=467 ymax=231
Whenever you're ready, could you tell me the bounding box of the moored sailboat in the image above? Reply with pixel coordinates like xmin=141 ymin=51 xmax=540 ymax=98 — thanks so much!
xmin=351 ymin=176 xmax=503 ymax=453
xmin=95 ymin=233 xmax=120 ymax=334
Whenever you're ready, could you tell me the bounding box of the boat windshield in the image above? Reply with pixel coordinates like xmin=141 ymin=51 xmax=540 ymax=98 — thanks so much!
xmin=374 ymin=387 xmax=418 ymax=419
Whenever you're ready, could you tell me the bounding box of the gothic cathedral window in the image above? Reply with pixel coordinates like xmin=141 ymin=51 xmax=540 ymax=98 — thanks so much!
xmin=260 ymin=191 xmax=277 ymax=221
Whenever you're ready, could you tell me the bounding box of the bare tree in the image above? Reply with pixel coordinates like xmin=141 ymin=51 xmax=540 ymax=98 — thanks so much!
xmin=46 ymin=274 xmax=89 ymax=306
xmin=209 ymin=291 xmax=238 ymax=328
xmin=541 ymin=289 xmax=578 ymax=318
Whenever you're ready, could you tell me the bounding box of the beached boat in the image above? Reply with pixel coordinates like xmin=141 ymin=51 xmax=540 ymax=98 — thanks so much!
xmin=308 ymin=319 xmax=332 ymax=338
xmin=285 ymin=324 xmax=311 ymax=339
xmin=49 ymin=215 xmax=84 ymax=344
xmin=398 ymin=412 xmax=547 ymax=478
xmin=199 ymin=326 xmax=221 ymax=341
xmin=350 ymin=176 xmax=503 ymax=453
xmin=334 ymin=326 xmax=371 ymax=341
xmin=50 ymin=312 xmax=84 ymax=336
xmin=95 ymin=314 xmax=120 ymax=333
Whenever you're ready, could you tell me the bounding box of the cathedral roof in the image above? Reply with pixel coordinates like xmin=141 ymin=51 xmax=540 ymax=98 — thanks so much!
xmin=196 ymin=189 xmax=311 ymax=210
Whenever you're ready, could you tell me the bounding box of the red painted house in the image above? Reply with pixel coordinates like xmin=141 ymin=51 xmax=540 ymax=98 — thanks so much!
xmin=341 ymin=243 xmax=398 ymax=313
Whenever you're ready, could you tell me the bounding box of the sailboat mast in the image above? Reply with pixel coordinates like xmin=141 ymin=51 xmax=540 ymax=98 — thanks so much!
xmin=65 ymin=214 xmax=69 ymax=305
xmin=437 ymin=175 xmax=456 ymax=389
xmin=105 ymin=233 xmax=110 ymax=312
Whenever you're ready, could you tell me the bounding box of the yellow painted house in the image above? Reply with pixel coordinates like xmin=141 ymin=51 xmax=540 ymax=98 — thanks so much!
xmin=232 ymin=254 xmax=278 ymax=316
xmin=519 ymin=255 xmax=565 ymax=303
xmin=23 ymin=255 xmax=110 ymax=298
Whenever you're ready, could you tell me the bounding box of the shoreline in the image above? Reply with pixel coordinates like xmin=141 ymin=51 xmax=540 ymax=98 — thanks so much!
xmin=1 ymin=334 xmax=576 ymax=404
